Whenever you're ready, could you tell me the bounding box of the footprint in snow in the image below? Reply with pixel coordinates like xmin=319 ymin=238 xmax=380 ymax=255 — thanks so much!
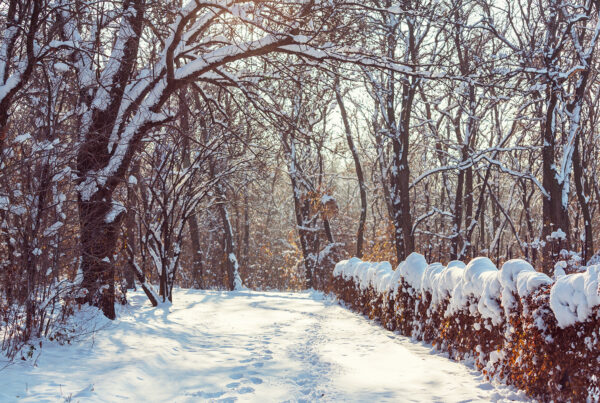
xmin=295 ymin=379 xmax=309 ymax=386
xmin=73 ymin=384 xmax=95 ymax=398
xmin=226 ymin=382 xmax=240 ymax=389
xmin=214 ymin=397 xmax=237 ymax=403
xmin=238 ymin=387 xmax=254 ymax=394
xmin=187 ymin=390 xmax=226 ymax=398
xmin=229 ymin=373 xmax=244 ymax=380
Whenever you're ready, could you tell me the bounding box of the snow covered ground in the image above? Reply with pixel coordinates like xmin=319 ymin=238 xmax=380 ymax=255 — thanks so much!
xmin=0 ymin=289 xmax=529 ymax=402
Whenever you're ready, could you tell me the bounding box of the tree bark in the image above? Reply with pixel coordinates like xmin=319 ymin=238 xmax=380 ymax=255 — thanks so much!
xmin=179 ymin=91 xmax=204 ymax=288
xmin=573 ymin=137 xmax=593 ymax=263
xmin=76 ymin=0 xmax=144 ymax=318
xmin=335 ymin=78 xmax=367 ymax=258
xmin=541 ymin=89 xmax=570 ymax=273
xmin=78 ymin=195 xmax=124 ymax=319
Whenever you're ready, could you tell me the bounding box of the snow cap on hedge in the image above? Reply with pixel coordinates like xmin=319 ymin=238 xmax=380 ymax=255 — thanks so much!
xmin=447 ymin=257 xmax=498 ymax=319
xmin=499 ymin=259 xmax=547 ymax=316
xmin=550 ymin=265 xmax=600 ymax=328
xmin=396 ymin=252 xmax=428 ymax=291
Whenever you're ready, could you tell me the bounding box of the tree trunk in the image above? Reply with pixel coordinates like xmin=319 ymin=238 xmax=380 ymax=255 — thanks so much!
xmin=179 ymin=91 xmax=204 ymax=288
xmin=452 ymin=162 xmax=465 ymax=260
xmin=188 ymin=214 xmax=204 ymax=288
xmin=573 ymin=137 xmax=593 ymax=263
xmin=123 ymin=163 xmax=139 ymax=290
xmin=210 ymin=156 xmax=241 ymax=291
xmin=335 ymin=78 xmax=367 ymax=258
xmin=463 ymin=165 xmax=474 ymax=258
xmin=78 ymin=193 xmax=124 ymax=319
xmin=390 ymin=134 xmax=414 ymax=262
xmin=218 ymin=200 xmax=239 ymax=291
xmin=541 ymin=90 xmax=570 ymax=273
xmin=75 ymin=0 xmax=145 ymax=317
xmin=242 ymin=190 xmax=250 ymax=264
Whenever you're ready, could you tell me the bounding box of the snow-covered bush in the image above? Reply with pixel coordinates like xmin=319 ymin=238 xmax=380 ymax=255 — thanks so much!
xmin=330 ymin=253 xmax=600 ymax=401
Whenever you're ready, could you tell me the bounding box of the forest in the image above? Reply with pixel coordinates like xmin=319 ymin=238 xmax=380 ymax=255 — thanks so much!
xmin=1 ymin=0 xmax=600 ymax=394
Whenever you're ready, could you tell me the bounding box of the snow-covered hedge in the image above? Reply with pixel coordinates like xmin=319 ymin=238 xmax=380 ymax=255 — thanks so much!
xmin=330 ymin=253 xmax=600 ymax=401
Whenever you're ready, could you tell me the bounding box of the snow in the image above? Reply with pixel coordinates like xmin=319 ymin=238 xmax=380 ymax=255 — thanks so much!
xmin=396 ymin=252 xmax=428 ymax=291
xmin=105 ymin=201 xmax=126 ymax=223
xmin=0 ymin=74 xmax=21 ymax=105
xmin=321 ymin=194 xmax=335 ymax=204
xmin=53 ymin=62 xmax=69 ymax=72
xmin=13 ymin=133 xmax=31 ymax=144
xmin=499 ymin=259 xmax=551 ymax=315
xmin=336 ymin=254 xmax=599 ymax=329
xmin=228 ymin=253 xmax=244 ymax=290
xmin=332 ymin=258 xmax=395 ymax=294
xmin=549 ymin=228 xmax=567 ymax=240
xmin=550 ymin=265 xmax=600 ymax=327
xmin=43 ymin=221 xmax=64 ymax=237
xmin=553 ymin=261 xmax=567 ymax=279
xmin=453 ymin=258 xmax=500 ymax=321
xmin=0 ymin=289 xmax=526 ymax=402
xmin=430 ymin=261 xmax=465 ymax=306
xmin=515 ymin=271 xmax=553 ymax=299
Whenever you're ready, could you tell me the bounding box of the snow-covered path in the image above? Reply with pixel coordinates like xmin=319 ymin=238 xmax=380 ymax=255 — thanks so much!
xmin=1 ymin=290 xmax=527 ymax=402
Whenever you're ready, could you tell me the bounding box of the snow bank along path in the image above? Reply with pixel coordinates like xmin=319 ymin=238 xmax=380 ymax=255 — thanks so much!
xmin=0 ymin=289 xmax=526 ymax=402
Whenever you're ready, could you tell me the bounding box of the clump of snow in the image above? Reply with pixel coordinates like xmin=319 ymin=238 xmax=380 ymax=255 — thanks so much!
xmin=43 ymin=221 xmax=64 ymax=237
xmin=371 ymin=262 xmax=394 ymax=293
xmin=447 ymin=257 xmax=501 ymax=323
xmin=333 ymin=257 xmax=358 ymax=280
xmin=54 ymin=62 xmax=69 ymax=72
xmin=421 ymin=262 xmax=444 ymax=299
xmin=553 ymin=261 xmax=567 ymax=279
xmin=549 ymin=228 xmax=567 ymax=240
xmin=498 ymin=259 xmax=551 ymax=316
xmin=228 ymin=252 xmax=244 ymax=291
xmin=333 ymin=259 xmax=394 ymax=294
xmin=105 ymin=201 xmax=126 ymax=223
xmin=515 ymin=271 xmax=552 ymax=299
xmin=587 ymin=253 xmax=600 ymax=266
xmin=13 ymin=133 xmax=31 ymax=144
xmin=477 ymin=273 xmax=503 ymax=325
xmin=320 ymin=194 xmax=335 ymax=204
xmin=233 ymin=272 xmax=243 ymax=291
xmin=396 ymin=252 xmax=428 ymax=291
xmin=549 ymin=265 xmax=600 ymax=328
xmin=431 ymin=261 xmax=465 ymax=306
xmin=0 ymin=195 xmax=8 ymax=210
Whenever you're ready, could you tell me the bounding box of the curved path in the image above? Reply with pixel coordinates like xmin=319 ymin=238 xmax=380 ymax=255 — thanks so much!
xmin=1 ymin=289 xmax=528 ymax=402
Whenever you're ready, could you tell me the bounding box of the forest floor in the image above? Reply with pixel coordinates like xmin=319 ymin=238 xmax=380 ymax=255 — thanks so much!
xmin=0 ymin=289 xmax=530 ymax=402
